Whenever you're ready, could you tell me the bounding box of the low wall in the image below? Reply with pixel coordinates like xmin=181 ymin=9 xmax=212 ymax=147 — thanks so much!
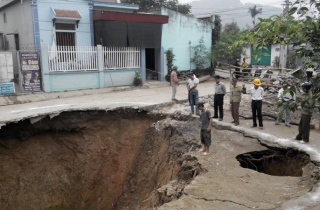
xmin=49 ymin=71 xmax=100 ymax=92
xmin=48 ymin=69 xmax=139 ymax=92
xmin=104 ymin=69 xmax=138 ymax=87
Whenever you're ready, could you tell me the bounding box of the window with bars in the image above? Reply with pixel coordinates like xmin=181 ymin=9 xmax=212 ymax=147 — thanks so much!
xmin=55 ymin=23 xmax=76 ymax=47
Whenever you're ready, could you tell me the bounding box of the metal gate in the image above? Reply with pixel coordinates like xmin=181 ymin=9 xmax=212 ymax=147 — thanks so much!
xmin=251 ymin=45 xmax=272 ymax=66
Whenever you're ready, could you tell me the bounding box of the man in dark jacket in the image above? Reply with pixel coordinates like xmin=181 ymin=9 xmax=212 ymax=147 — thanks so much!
xmin=234 ymin=59 xmax=241 ymax=79
xmin=294 ymin=82 xmax=315 ymax=144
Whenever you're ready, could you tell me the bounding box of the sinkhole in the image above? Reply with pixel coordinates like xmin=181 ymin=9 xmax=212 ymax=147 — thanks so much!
xmin=236 ymin=149 xmax=310 ymax=177
xmin=0 ymin=109 xmax=204 ymax=210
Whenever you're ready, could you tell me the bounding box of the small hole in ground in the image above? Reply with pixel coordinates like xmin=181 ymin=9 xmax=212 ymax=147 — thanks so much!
xmin=236 ymin=149 xmax=310 ymax=177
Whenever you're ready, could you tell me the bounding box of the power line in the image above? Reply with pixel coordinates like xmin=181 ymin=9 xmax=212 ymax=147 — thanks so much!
xmin=191 ymin=1 xmax=283 ymax=15
xmin=194 ymin=8 xmax=280 ymax=17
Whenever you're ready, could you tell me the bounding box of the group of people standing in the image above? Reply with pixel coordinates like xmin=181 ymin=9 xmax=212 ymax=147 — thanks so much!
xmin=170 ymin=66 xmax=316 ymax=156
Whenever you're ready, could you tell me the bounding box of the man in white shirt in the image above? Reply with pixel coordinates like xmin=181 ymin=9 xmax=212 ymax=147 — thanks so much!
xmin=275 ymin=84 xmax=296 ymax=127
xmin=242 ymin=78 xmax=265 ymax=129
xmin=187 ymin=73 xmax=200 ymax=115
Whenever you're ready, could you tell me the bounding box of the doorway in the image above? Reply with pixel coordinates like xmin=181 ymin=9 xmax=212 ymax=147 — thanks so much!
xmin=146 ymin=48 xmax=156 ymax=80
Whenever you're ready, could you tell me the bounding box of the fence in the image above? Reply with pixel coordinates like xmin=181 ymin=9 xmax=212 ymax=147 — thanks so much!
xmin=48 ymin=46 xmax=98 ymax=72
xmin=103 ymin=47 xmax=140 ymax=69
xmin=40 ymin=43 xmax=145 ymax=92
xmin=48 ymin=46 xmax=141 ymax=72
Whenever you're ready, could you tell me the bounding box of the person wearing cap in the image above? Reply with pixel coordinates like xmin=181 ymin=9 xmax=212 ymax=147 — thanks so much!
xmin=275 ymin=83 xmax=296 ymax=127
xmin=213 ymin=75 xmax=226 ymax=121
xmin=294 ymin=82 xmax=315 ymax=144
xmin=198 ymin=102 xmax=212 ymax=156
xmin=187 ymin=73 xmax=200 ymax=115
xmin=170 ymin=66 xmax=180 ymax=101
xmin=230 ymin=78 xmax=242 ymax=126
xmin=242 ymin=78 xmax=265 ymax=129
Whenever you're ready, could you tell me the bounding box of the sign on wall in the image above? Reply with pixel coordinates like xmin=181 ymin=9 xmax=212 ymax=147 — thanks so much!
xmin=0 ymin=82 xmax=15 ymax=95
xmin=20 ymin=52 xmax=41 ymax=92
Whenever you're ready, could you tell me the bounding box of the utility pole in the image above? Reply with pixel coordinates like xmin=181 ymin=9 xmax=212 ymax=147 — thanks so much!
xmin=279 ymin=0 xmax=291 ymax=73
xmin=281 ymin=0 xmax=291 ymax=16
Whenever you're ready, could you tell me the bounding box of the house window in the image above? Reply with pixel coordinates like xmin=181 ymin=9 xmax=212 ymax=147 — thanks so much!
xmin=3 ymin=12 xmax=7 ymax=23
xmin=55 ymin=23 xmax=76 ymax=46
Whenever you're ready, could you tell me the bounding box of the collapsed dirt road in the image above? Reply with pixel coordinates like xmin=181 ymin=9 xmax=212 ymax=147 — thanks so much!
xmin=0 ymin=106 xmax=319 ymax=210
xmin=0 ymin=79 xmax=320 ymax=210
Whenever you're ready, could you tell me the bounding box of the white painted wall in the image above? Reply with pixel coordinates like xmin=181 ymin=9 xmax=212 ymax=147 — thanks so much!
xmin=241 ymin=46 xmax=251 ymax=64
xmin=270 ymin=43 xmax=280 ymax=66
xmin=0 ymin=52 xmax=14 ymax=83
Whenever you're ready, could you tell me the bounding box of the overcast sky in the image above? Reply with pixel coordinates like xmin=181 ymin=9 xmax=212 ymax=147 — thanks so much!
xmin=179 ymin=0 xmax=283 ymax=7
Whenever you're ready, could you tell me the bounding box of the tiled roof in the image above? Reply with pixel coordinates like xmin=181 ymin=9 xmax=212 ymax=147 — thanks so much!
xmin=54 ymin=9 xmax=81 ymax=19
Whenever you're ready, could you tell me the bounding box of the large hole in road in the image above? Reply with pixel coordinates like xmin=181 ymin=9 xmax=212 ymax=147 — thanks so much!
xmin=0 ymin=109 xmax=204 ymax=210
xmin=236 ymin=150 xmax=310 ymax=177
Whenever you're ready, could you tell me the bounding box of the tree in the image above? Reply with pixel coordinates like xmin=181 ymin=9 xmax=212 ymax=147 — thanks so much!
xmin=235 ymin=0 xmax=320 ymax=108
xmin=122 ymin=0 xmax=191 ymax=15
xmin=212 ymin=15 xmax=222 ymax=46
xmin=212 ymin=22 xmax=244 ymax=64
xmin=248 ymin=5 xmax=262 ymax=26
xmin=191 ymin=36 xmax=210 ymax=70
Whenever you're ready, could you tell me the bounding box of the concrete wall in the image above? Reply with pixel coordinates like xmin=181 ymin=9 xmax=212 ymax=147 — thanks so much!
xmin=104 ymin=69 xmax=137 ymax=87
xmin=161 ymin=8 xmax=212 ymax=71
xmin=0 ymin=0 xmax=16 ymax=8
xmin=49 ymin=71 xmax=100 ymax=92
xmin=48 ymin=69 xmax=137 ymax=92
xmin=37 ymin=0 xmax=92 ymax=47
xmin=0 ymin=1 xmax=34 ymax=50
xmin=241 ymin=46 xmax=252 ymax=64
xmin=270 ymin=43 xmax=280 ymax=66
xmin=0 ymin=51 xmax=14 ymax=83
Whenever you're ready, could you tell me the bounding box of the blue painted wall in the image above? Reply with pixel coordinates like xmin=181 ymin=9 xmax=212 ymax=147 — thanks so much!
xmin=37 ymin=0 xmax=92 ymax=47
xmin=49 ymin=71 xmax=100 ymax=92
xmin=104 ymin=69 xmax=139 ymax=87
xmin=48 ymin=69 xmax=139 ymax=91
xmin=161 ymin=8 xmax=213 ymax=71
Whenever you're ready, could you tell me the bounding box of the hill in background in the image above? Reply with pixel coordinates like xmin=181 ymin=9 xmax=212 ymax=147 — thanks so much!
xmin=188 ymin=0 xmax=283 ymax=28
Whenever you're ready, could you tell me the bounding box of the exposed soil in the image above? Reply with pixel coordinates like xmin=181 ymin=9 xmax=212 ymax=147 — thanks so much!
xmin=158 ymin=128 xmax=316 ymax=210
xmin=236 ymin=149 xmax=310 ymax=177
xmin=0 ymin=110 xmax=204 ymax=210
xmin=0 ymin=107 xmax=319 ymax=210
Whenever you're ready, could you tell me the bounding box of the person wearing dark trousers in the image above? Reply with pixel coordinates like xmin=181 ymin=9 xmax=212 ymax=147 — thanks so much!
xmin=213 ymin=75 xmax=226 ymax=121
xmin=294 ymin=82 xmax=315 ymax=144
xmin=230 ymin=78 xmax=242 ymax=126
xmin=242 ymin=78 xmax=265 ymax=129
xmin=234 ymin=59 xmax=241 ymax=79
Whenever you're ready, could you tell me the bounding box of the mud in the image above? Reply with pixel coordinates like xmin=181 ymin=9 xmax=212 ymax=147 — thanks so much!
xmin=158 ymin=128 xmax=317 ymax=210
xmin=0 ymin=108 xmax=319 ymax=210
xmin=236 ymin=149 xmax=310 ymax=177
xmin=0 ymin=110 xmax=204 ymax=210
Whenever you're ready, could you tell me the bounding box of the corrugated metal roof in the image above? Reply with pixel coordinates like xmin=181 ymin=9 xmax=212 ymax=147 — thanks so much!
xmin=93 ymin=10 xmax=168 ymax=24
